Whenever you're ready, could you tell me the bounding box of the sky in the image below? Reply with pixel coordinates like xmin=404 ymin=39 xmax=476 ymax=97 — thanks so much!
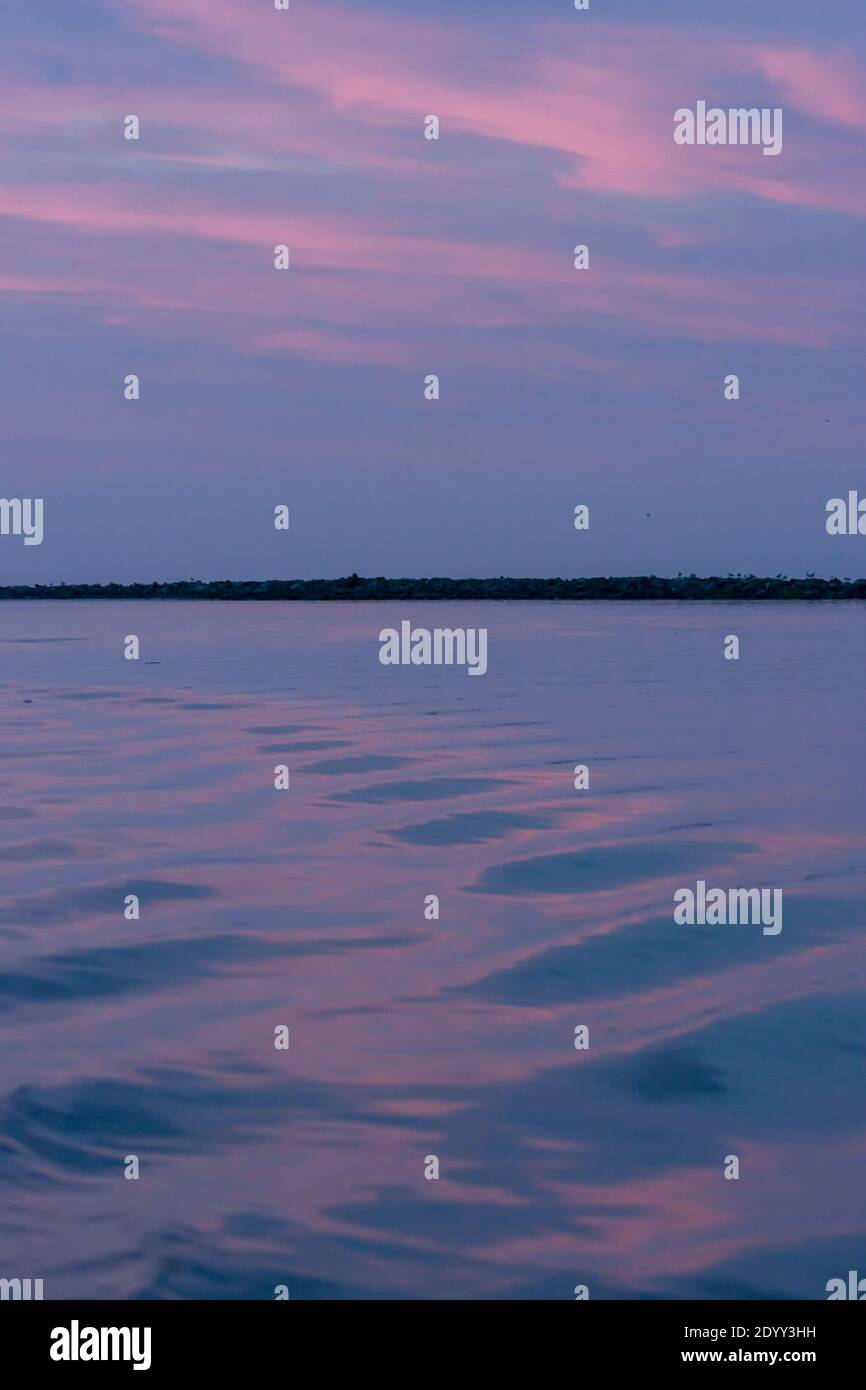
xmin=1 ymin=0 xmax=864 ymax=583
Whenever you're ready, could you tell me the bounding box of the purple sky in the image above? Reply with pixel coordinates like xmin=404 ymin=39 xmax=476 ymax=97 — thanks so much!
xmin=1 ymin=0 xmax=864 ymax=582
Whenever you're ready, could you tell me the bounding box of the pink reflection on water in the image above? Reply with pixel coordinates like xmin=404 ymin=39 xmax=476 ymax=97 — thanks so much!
xmin=1 ymin=602 xmax=865 ymax=1296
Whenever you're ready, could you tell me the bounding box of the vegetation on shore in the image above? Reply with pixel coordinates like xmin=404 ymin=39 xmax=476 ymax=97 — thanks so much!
xmin=1 ymin=575 xmax=864 ymax=601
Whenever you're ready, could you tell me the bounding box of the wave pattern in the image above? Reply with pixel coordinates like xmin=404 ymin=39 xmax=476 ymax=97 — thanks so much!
xmin=0 ymin=600 xmax=864 ymax=1299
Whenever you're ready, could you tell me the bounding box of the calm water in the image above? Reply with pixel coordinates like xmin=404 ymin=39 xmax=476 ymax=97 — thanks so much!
xmin=1 ymin=600 xmax=865 ymax=1300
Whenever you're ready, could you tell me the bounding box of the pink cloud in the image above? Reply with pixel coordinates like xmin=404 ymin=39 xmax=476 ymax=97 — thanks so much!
xmin=752 ymin=46 xmax=866 ymax=129
xmin=2 ymin=7 xmax=862 ymax=217
xmin=1 ymin=3 xmax=863 ymax=368
xmin=1 ymin=172 xmax=858 ymax=369
xmin=7 ymin=177 xmax=855 ymax=318
xmin=121 ymin=2 xmax=866 ymax=212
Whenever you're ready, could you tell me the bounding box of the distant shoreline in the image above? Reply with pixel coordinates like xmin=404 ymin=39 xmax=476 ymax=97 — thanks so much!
xmin=2 ymin=576 xmax=865 ymax=601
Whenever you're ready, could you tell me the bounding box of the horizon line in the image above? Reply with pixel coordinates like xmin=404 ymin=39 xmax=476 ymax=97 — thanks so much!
xmin=2 ymin=575 xmax=865 ymax=601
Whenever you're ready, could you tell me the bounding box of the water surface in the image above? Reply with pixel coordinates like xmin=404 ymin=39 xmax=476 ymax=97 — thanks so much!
xmin=1 ymin=601 xmax=864 ymax=1299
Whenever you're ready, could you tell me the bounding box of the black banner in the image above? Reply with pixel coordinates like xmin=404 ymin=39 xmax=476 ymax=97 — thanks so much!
xmin=1 ymin=1299 xmax=860 ymax=1376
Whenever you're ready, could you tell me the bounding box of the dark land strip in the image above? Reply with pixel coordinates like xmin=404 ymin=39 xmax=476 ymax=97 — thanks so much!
xmin=1 ymin=575 xmax=865 ymax=601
